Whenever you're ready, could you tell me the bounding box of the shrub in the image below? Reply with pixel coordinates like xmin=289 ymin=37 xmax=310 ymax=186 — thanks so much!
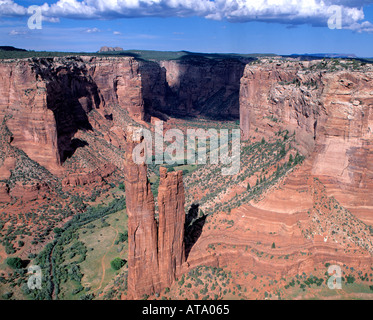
xmin=118 ymin=183 xmax=125 ymax=191
xmin=2 ymin=292 xmax=13 ymax=300
xmin=6 ymin=257 xmax=23 ymax=269
xmin=111 ymin=258 xmax=126 ymax=271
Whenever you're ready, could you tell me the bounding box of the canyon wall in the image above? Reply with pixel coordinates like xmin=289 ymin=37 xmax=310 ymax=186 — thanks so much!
xmin=0 ymin=59 xmax=60 ymax=172
xmin=239 ymin=60 xmax=322 ymax=147
xmin=157 ymin=56 xmax=246 ymax=119
xmin=0 ymin=56 xmax=144 ymax=174
xmin=240 ymin=59 xmax=373 ymax=217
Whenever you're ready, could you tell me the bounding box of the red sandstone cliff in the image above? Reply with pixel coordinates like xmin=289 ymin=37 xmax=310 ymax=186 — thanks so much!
xmin=0 ymin=56 xmax=145 ymax=175
xmin=0 ymin=55 xmax=246 ymax=180
xmin=0 ymin=59 xmax=59 ymax=172
xmin=239 ymin=59 xmax=373 ymax=212
xmin=62 ymin=163 xmax=116 ymax=187
xmin=158 ymin=57 xmax=246 ymax=119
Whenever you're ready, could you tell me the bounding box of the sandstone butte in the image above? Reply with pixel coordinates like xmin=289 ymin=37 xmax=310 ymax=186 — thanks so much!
xmin=0 ymin=55 xmax=372 ymax=299
xmin=123 ymin=130 xmax=185 ymax=299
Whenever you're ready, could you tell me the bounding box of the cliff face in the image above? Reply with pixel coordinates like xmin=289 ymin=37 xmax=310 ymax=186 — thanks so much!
xmin=158 ymin=57 xmax=246 ymax=119
xmin=86 ymin=56 xmax=144 ymax=122
xmin=0 ymin=56 xmax=144 ymax=174
xmin=239 ymin=59 xmax=373 ymax=214
xmin=0 ymin=60 xmax=59 ymax=172
xmin=124 ymin=133 xmax=186 ymax=298
xmin=239 ymin=61 xmax=322 ymax=145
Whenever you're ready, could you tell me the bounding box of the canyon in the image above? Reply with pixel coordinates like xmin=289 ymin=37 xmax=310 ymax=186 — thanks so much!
xmin=0 ymin=53 xmax=372 ymax=300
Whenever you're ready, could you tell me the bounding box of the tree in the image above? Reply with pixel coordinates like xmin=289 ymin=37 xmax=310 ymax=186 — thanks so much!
xmin=271 ymin=242 xmax=276 ymax=249
xmin=117 ymin=232 xmax=128 ymax=243
xmin=6 ymin=257 xmax=23 ymax=269
xmin=247 ymin=183 xmax=251 ymax=191
xmin=118 ymin=183 xmax=125 ymax=191
xmin=111 ymin=258 xmax=126 ymax=271
xmin=289 ymin=154 xmax=293 ymax=163
xmin=54 ymin=227 xmax=63 ymax=235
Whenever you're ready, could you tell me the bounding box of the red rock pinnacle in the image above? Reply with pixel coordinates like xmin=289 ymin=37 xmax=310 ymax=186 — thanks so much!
xmin=158 ymin=167 xmax=186 ymax=288
xmin=124 ymin=131 xmax=186 ymax=299
xmin=123 ymin=133 xmax=160 ymax=299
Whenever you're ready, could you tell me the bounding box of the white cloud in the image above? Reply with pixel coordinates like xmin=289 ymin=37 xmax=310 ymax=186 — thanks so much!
xmin=113 ymin=31 xmax=121 ymax=35
xmin=0 ymin=0 xmax=27 ymax=16
xmin=9 ymin=29 xmax=29 ymax=36
xmin=2 ymin=0 xmax=373 ymax=33
xmin=347 ymin=20 xmax=373 ymax=33
xmin=84 ymin=27 xmax=100 ymax=33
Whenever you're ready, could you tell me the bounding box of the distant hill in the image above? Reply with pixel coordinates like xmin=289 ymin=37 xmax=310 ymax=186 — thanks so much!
xmin=0 ymin=46 xmax=27 ymax=52
xmin=288 ymin=53 xmax=358 ymax=59
xmin=0 ymin=47 xmax=370 ymax=63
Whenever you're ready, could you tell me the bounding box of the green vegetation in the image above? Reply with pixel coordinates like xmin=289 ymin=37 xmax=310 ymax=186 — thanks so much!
xmin=16 ymin=196 xmax=127 ymax=300
xmin=6 ymin=257 xmax=23 ymax=269
xmin=110 ymin=258 xmax=126 ymax=271
xmin=118 ymin=183 xmax=125 ymax=191
xmin=0 ymin=48 xmax=266 ymax=62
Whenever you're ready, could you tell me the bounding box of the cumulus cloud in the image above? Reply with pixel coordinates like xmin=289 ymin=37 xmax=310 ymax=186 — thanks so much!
xmin=1 ymin=0 xmax=373 ymax=33
xmin=0 ymin=0 xmax=27 ymax=16
xmin=347 ymin=20 xmax=373 ymax=33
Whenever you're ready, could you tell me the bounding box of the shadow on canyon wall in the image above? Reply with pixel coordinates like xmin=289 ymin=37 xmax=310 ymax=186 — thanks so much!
xmin=184 ymin=203 xmax=207 ymax=260
xmin=39 ymin=63 xmax=100 ymax=163
xmin=141 ymin=54 xmax=248 ymax=122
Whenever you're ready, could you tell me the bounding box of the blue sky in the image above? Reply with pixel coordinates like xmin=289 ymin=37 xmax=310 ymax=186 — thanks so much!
xmin=1 ymin=0 xmax=373 ymax=56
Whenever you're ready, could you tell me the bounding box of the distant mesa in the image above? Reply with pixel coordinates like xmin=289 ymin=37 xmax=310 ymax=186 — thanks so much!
xmin=98 ymin=46 xmax=124 ymax=53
